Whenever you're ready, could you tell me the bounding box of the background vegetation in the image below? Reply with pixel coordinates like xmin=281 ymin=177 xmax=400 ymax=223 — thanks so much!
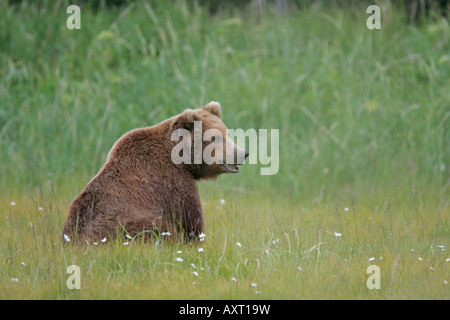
xmin=0 ymin=0 xmax=448 ymax=299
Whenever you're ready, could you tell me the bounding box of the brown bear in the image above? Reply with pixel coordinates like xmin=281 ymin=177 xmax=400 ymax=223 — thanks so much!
xmin=62 ymin=102 xmax=248 ymax=243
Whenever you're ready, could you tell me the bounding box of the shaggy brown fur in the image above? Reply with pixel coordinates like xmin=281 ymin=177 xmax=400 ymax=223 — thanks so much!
xmin=62 ymin=102 xmax=247 ymax=243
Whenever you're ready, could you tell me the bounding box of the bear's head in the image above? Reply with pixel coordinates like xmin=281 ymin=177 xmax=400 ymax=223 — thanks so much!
xmin=171 ymin=101 xmax=249 ymax=179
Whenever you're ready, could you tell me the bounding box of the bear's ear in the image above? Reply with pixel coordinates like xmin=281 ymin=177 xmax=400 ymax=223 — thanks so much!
xmin=173 ymin=109 xmax=197 ymax=130
xmin=203 ymin=101 xmax=222 ymax=118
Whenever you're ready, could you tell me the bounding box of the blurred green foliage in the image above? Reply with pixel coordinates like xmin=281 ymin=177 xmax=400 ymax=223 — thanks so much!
xmin=0 ymin=0 xmax=448 ymax=199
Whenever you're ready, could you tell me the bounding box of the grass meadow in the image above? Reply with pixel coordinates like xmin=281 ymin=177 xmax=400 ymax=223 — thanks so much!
xmin=0 ymin=0 xmax=449 ymax=299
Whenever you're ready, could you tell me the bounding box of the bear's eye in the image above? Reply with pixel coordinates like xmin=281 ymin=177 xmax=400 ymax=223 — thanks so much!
xmin=213 ymin=135 xmax=222 ymax=142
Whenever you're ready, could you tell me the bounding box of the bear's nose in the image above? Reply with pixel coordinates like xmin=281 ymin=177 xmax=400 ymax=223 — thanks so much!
xmin=245 ymin=151 xmax=249 ymax=158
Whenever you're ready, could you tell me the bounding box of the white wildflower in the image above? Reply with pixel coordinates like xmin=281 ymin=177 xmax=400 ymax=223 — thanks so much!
xmin=161 ymin=231 xmax=171 ymax=236
xmin=63 ymin=234 xmax=71 ymax=242
xmin=344 ymin=207 xmax=349 ymax=212
xmin=251 ymin=283 xmax=258 ymax=287
xmin=444 ymin=280 xmax=448 ymax=285
xmin=191 ymin=263 xmax=196 ymax=269
xmin=231 ymin=277 xmax=238 ymax=282
xmin=177 ymin=250 xmax=182 ymax=254
xmin=11 ymin=278 xmax=18 ymax=282
xmin=10 ymin=202 xmax=16 ymax=206
xmin=123 ymin=241 xmax=129 ymax=246
xmin=101 ymin=237 xmax=107 ymax=243
xmin=21 ymin=262 xmax=26 ymax=266
xmin=176 ymin=257 xmax=184 ymax=262
xmin=297 ymin=266 xmax=302 ymax=271
xmin=220 ymin=199 xmax=226 ymax=205
xmin=126 ymin=234 xmax=132 ymax=240
xmin=199 ymin=233 xmax=206 ymax=241
xmin=334 ymin=232 xmax=342 ymax=238
xmin=198 ymin=247 xmax=204 ymax=252
xmin=38 ymin=207 xmax=43 ymax=211
xmin=430 ymin=267 xmax=436 ymax=271
xmin=272 ymin=239 xmax=279 ymax=244
xmin=192 ymin=271 xmax=199 ymax=277
xmin=236 ymin=242 xmax=242 ymax=248
xmin=418 ymin=257 xmax=423 ymax=261
xmin=369 ymin=257 xmax=375 ymax=262
xmin=446 ymin=258 xmax=450 ymax=262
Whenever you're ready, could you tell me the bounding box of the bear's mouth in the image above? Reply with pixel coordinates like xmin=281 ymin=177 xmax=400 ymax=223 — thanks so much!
xmin=222 ymin=163 xmax=240 ymax=173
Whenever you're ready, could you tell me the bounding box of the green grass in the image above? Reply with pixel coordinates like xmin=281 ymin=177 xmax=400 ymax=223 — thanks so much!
xmin=0 ymin=0 xmax=449 ymax=299
xmin=1 ymin=184 xmax=448 ymax=299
